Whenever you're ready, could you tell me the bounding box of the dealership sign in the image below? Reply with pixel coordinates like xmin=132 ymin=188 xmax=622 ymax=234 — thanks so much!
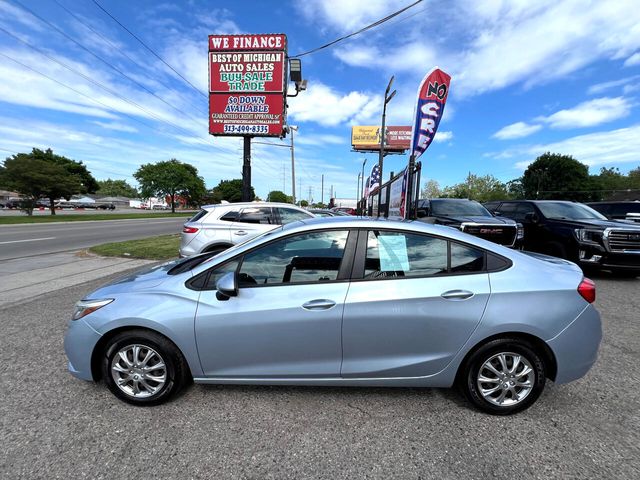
xmin=208 ymin=34 xmax=287 ymax=137
xmin=410 ymin=67 xmax=451 ymax=159
xmin=351 ymin=126 xmax=412 ymax=151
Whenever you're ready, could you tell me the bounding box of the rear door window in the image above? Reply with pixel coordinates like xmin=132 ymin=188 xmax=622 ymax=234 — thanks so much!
xmin=276 ymin=207 xmax=313 ymax=225
xmin=188 ymin=209 xmax=209 ymax=222
xmin=236 ymin=207 xmax=274 ymax=225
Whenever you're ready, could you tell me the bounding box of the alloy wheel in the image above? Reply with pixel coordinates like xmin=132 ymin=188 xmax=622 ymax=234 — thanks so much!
xmin=476 ymin=352 xmax=534 ymax=407
xmin=110 ymin=344 xmax=167 ymax=398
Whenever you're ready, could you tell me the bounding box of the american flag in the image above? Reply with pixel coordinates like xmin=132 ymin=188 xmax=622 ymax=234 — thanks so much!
xmin=368 ymin=164 xmax=381 ymax=193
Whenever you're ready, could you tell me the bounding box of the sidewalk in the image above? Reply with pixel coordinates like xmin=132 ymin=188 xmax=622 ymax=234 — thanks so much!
xmin=0 ymin=251 xmax=155 ymax=308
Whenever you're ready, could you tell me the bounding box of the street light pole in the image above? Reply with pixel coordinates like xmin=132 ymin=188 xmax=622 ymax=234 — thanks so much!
xmin=360 ymin=158 xmax=368 ymax=215
xmin=290 ymin=125 xmax=298 ymax=204
xmin=377 ymin=76 xmax=396 ymax=216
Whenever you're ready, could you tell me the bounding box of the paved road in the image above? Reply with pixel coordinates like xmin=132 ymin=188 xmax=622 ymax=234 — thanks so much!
xmin=0 ymin=271 xmax=638 ymax=479
xmin=0 ymin=217 xmax=187 ymax=261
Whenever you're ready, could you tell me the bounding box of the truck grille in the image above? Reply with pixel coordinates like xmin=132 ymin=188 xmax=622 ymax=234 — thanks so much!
xmin=461 ymin=224 xmax=517 ymax=246
xmin=607 ymin=230 xmax=640 ymax=252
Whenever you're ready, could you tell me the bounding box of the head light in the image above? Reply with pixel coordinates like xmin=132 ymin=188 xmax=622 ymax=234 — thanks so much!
xmin=72 ymin=299 xmax=114 ymax=320
xmin=516 ymin=223 xmax=524 ymax=240
xmin=574 ymin=228 xmax=604 ymax=245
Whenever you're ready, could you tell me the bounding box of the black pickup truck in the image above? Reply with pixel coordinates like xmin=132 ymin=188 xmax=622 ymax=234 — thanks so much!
xmin=484 ymin=200 xmax=640 ymax=275
xmin=416 ymin=198 xmax=524 ymax=248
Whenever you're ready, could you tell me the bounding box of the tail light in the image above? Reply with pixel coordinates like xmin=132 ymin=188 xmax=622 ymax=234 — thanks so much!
xmin=578 ymin=277 xmax=596 ymax=303
xmin=183 ymin=226 xmax=199 ymax=234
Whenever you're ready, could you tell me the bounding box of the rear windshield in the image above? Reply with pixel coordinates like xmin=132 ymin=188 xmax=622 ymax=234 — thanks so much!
xmin=188 ymin=209 xmax=209 ymax=222
xmin=431 ymin=200 xmax=491 ymax=217
xmin=537 ymin=202 xmax=606 ymax=220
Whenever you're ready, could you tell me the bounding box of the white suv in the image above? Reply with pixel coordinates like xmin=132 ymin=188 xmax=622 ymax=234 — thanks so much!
xmin=179 ymin=202 xmax=315 ymax=257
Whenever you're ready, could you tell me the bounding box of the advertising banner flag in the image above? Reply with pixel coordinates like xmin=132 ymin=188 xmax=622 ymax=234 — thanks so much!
xmin=410 ymin=67 xmax=451 ymax=160
xmin=368 ymin=164 xmax=381 ymax=192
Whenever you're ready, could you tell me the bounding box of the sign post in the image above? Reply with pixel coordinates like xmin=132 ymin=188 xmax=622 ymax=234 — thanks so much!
xmin=208 ymin=34 xmax=288 ymax=201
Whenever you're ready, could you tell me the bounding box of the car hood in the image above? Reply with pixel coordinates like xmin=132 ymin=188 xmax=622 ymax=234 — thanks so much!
xmin=548 ymin=218 xmax=640 ymax=230
xmin=86 ymin=260 xmax=182 ymax=298
xmin=436 ymin=215 xmax=517 ymax=225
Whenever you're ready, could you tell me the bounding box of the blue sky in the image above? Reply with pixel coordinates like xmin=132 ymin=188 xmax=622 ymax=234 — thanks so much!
xmin=1 ymin=0 xmax=640 ymax=201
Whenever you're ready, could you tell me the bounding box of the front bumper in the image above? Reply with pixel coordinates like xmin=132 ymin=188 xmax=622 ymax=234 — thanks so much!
xmin=63 ymin=318 xmax=102 ymax=381
xmin=547 ymin=304 xmax=602 ymax=384
xmin=578 ymin=247 xmax=640 ymax=272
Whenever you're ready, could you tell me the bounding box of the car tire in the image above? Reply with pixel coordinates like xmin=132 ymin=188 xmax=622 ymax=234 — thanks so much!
xmin=460 ymin=338 xmax=546 ymax=415
xmin=101 ymin=330 xmax=190 ymax=406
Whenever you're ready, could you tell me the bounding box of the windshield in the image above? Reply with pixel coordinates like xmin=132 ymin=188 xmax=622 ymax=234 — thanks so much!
xmin=431 ymin=200 xmax=491 ymax=217
xmin=536 ymin=202 xmax=607 ymax=220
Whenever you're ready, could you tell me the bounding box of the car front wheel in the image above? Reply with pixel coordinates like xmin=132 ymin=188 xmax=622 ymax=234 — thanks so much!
xmin=102 ymin=330 xmax=189 ymax=406
xmin=461 ymin=339 xmax=546 ymax=415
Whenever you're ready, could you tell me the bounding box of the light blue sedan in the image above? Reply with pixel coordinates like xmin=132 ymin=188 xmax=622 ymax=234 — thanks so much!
xmin=64 ymin=217 xmax=601 ymax=414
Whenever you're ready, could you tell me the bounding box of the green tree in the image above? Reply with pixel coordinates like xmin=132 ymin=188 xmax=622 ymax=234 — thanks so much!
xmin=442 ymin=174 xmax=508 ymax=202
xmin=299 ymin=199 xmax=309 ymax=207
xmin=96 ymin=179 xmax=138 ymax=198
xmin=0 ymin=148 xmax=96 ymax=215
xmin=506 ymin=178 xmax=525 ymax=199
xmin=522 ymin=152 xmax=595 ymax=201
xmin=420 ymin=179 xmax=442 ymax=198
xmin=267 ymin=190 xmax=292 ymax=203
xmin=134 ymin=159 xmax=206 ymax=213
xmin=210 ymin=179 xmax=254 ymax=203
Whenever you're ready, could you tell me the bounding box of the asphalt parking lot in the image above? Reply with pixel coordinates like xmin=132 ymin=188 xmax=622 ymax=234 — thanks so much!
xmin=0 ymin=271 xmax=638 ymax=479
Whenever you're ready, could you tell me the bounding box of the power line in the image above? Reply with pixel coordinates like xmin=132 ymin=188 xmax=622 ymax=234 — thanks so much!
xmin=51 ymin=0 xmax=206 ymax=115
xmin=10 ymin=0 xmax=204 ymax=125
xmin=291 ymin=0 xmax=423 ymax=58
xmin=0 ymin=28 xmax=217 ymax=149
xmin=91 ymin=0 xmax=208 ymax=99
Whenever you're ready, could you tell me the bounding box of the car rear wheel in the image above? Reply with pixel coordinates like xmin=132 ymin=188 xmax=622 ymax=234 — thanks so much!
xmin=102 ymin=330 xmax=189 ymax=406
xmin=461 ymin=338 xmax=546 ymax=415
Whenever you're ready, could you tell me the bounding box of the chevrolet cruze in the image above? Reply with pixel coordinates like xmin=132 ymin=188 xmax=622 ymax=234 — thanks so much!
xmin=65 ymin=217 xmax=601 ymax=415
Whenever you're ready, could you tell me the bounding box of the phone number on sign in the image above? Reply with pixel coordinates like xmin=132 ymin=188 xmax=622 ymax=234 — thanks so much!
xmin=223 ymin=125 xmax=269 ymax=134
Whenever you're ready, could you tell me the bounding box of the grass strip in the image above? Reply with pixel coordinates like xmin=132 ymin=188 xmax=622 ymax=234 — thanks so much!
xmin=0 ymin=212 xmax=192 ymax=224
xmin=89 ymin=234 xmax=180 ymax=260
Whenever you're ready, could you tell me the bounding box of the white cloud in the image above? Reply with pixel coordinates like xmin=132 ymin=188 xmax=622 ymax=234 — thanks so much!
xmin=91 ymin=121 xmax=138 ymax=133
xmin=493 ymin=122 xmax=542 ymax=140
xmin=296 ymin=0 xmax=409 ymax=33
xmin=624 ymin=52 xmax=640 ymax=67
xmin=587 ymin=76 xmax=640 ymax=95
xmin=497 ymin=125 xmax=640 ymax=170
xmin=537 ymin=97 xmax=631 ymax=129
xmin=287 ymin=82 xmax=381 ymax=127
xmin=434 ymin=131 xmax=453 ymax=143
xmin=304 ymin=0 xmax=640 ymax=98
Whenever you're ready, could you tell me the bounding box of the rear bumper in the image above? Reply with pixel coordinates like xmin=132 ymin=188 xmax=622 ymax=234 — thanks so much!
xmin=547 ymin=304 xmax=602 ymax=384
xmin=63 ymin=318 xmax=102 ymax=381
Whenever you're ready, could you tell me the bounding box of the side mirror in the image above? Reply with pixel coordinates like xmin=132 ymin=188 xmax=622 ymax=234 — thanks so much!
xmin=417 ymin=209 xmax=427 ymax=218
xmin=524 ymin=212 xmax=539 ymax=224
xmin=493 ymin=211 xmax=502 ymax=216
xmin=215 ymin=272 xmax=238 ymax=300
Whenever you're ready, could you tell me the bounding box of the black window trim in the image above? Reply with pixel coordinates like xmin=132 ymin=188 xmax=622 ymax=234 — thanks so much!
xmin=349 ymin=227 xmax=512 ymax=283
xmin=186 ymin=227 xmax=358 ymax=291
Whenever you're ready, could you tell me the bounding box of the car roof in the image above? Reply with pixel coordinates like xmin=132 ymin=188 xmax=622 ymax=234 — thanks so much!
xmin=201 ymin=202 xmax=307 ymax=211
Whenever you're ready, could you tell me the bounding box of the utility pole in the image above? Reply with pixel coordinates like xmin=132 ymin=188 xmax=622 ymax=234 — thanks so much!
xmin=290 ymin=126 xmax=298 ymax=204
xmin=242 ymin=136 xmax=252 ymax=201
xmin=377 ymin=76 xmax=396 ymax=215
xmin=308 ymin=186 xmax=313 ymax=204
xmin=321 ymin=174 xmax=324 ymax=205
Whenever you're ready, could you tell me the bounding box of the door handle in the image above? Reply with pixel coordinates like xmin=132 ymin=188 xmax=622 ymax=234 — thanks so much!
xmin=441 ymin=290 xmax=474 ymax=300
xmin=302 ymin=299 xmax=336 ymax=310
xmin=235 ymin=230 xmax=248 ymax=236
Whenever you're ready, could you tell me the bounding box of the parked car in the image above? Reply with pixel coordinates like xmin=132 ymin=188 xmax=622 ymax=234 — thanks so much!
xmin=179 ymin=202 xmax=316 ymax=257
xmin=96 ymin=203 xmax=116 ymax=210
xmin=587 ymin=201 xmax=640 ymax=224
xmin=65 ymin=216 xmax=601 ymax=414
xmin=152 ymin=204 xmax=170 ymax=210
xmin=485 ymin=200 xmax=640 ymax=276
xmin=309 ymin=209 xmax=349 ymax=217
xmin=331 ymin=207 xmax=357 ymax=215
xmin=417 ymin=198 xmax=524 ymax=248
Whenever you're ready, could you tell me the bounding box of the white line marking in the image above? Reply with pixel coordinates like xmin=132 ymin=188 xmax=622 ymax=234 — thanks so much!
xmin=0 ymin=237 xmax=56 ymax=245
